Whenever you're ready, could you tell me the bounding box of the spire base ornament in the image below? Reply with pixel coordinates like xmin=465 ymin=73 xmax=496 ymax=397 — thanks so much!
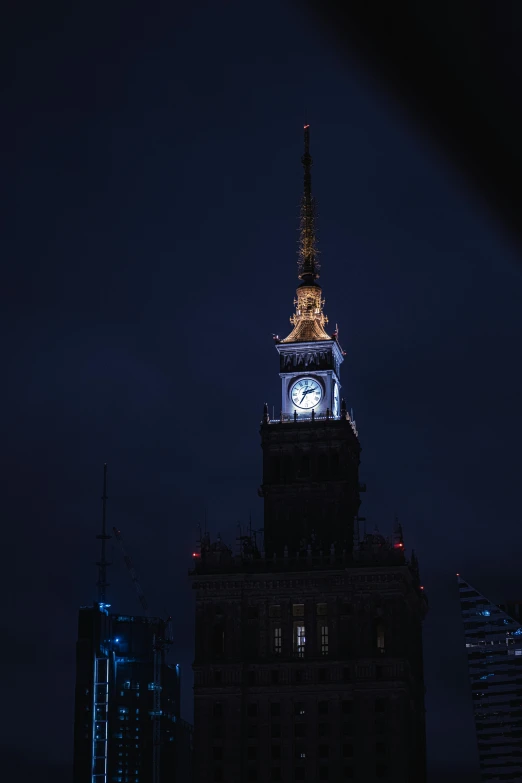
xmin=281 ymin=284 xmax=330 ymax=343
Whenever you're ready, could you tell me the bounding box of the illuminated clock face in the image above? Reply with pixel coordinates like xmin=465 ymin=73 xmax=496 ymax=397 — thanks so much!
xmin=333 ymin=383 xmax=340 ymax=415
xmin=291 ymin=377 xmax=323 ymax=410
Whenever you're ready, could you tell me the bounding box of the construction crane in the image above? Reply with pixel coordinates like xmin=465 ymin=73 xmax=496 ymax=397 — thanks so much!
xmin=112 ymin=526 xmax=171 ymax=783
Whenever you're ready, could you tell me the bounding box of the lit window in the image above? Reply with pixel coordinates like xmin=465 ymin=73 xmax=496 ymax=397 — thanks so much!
xmin=293 ymin=604 xmax=305 ymax=617
xmin=321 ymin=625 xmax=329 ymax=655
xmin=376 ymin=623 xmax=385 ymax=653
xmin=273 ymin=627 xmax=282 ymax=654
xmin=293 ymin=623 xmax=306 ymax=657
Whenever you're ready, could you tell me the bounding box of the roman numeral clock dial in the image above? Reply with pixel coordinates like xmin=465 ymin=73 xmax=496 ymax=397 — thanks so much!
xmin=290 ymin=377 xmax=323 ymax=410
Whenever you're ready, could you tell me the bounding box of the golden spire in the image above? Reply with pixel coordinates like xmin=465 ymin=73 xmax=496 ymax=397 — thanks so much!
xmin=298 ymin=124 xmax=320 ymax=283
xmin=281 ymin=125 xmax=331 ymax=344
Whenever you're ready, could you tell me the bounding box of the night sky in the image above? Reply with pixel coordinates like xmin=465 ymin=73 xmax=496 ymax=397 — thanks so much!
xmin=5 ymin=2 xmax=522 ymax=781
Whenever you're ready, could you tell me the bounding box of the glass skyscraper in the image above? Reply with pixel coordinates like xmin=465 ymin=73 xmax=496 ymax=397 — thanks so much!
xmin=458 ymin=575 xmax=522 ymax=781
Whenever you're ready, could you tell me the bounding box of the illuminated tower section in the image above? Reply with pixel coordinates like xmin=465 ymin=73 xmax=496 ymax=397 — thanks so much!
xmin=262 ymin=126 xmax=361 ymax=558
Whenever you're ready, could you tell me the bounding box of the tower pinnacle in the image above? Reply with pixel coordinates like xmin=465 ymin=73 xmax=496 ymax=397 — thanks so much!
xmin=280 ymin=125 xmax=330 ymax=344
xmin=298 ymin=124 xmax=320 ymax=284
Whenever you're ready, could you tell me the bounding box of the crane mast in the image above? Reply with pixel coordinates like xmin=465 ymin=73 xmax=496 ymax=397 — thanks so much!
xmin=113 ymin=526 xmax=169 ymax=783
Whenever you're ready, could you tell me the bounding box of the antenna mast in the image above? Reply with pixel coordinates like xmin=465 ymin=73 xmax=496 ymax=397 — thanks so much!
xmin=96 ymin=463 xmax=111 ymax=604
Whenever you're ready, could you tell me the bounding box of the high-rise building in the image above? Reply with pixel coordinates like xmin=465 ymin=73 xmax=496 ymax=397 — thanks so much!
xmin=72 ymin=468 xmax=193 ymax=783
xmin=458 ymin=575 xmax=522 ymax=782
xmin=190 ymin=127 xmax=428 ymax=783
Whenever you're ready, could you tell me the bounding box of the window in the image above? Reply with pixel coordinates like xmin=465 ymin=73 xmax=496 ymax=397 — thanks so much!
xmin=319 ymin=768 xmax=329 ymax=780
xmin=271 ymin=703 xmax=281 ymax=717
xmin=294 ymin=723 xmax=306 ymax=737
xmin=343 ymin=767 xmax=354 ymax=779
xmin=295 ymin=769 xmax=305 ymax=781
xmin=294 ymin=623 xmax=306 ymax=657
xmin=318 ymin=701 xmax=328 ymax=715
xmin=273 ymin=627 xmax=282 ymax=654
xmin=294 ymin=702 xmax=305 ymax=716
xmin=375 ymin=698 xmax=386 ymax=713
xmin=295 ymin=749 xmax=306 ymax=759
xmin=319 ymin=744 xmax=329 ymax=758
xmin=247 ymin=747 xmax=257 ymax=761
xmin=295 ymin=670 xmax=303 ymax=684
xmin=247 ymin=607 xmax=259 ymax=620
xmin=343 ymin=743 xmax=353 ymax=758
xmin=317 ymin=603 xmax=328 ymax=615
xmin=271 ymin=723 xmax=281 ymax=738
xmin=248 ymin=704 xmax=257 ymax=718
xmin=376 ymin=762 xmax=388 ymax=778
xmin=213 ymin=747 xmax=223 ymax=761
xmin=320 ymin=625 xmax=329 ymax=655
xmin=319 ymin=722 xmax=330 ymax=737
xmin=269 ymin=605 xmax=281 ymax=618
xmin=343 ymin=667 xmax=351 ymax=681
xmin=318 ymin=668 xmax=328 ymax=683
xmin=376 ymin=741 xmax=386 ymax=755
xmin=342 ymin=701 xmax=352 ymax=714
xmin=341 ymin=602 xmax=352 ymax=615
xmin=271 ymin=670 xmax=279 ymax=684
xmin=293 ymin=604 xmax=305 ymax=617
xmin=247 ymin=724 xmax=258 ymax=738
xmin=212 ymin=626 xmax=225 ymax=656
xmin=247 ymin=770 xmax=257 ymax=782
xmin=376 ymin=622 xmax=385 ymax=654
xmin=271 ymin=745 xmax=281 ymax=759
xmin=248 ymin=671 xmax=256 ymax=686
xmin=213 ymin=770 xmax=223 ymax=782
xmin=271 ymin=768 xmax=281 ymax=781
xmin=214 ymin=671 xmax=222 ymax=684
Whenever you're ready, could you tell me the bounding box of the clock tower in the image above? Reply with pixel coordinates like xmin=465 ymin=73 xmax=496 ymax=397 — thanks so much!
xmin=261 ymin=125 xmax=361 ymax=558
xmin=190 ymin=126 xmax=428 ymax=783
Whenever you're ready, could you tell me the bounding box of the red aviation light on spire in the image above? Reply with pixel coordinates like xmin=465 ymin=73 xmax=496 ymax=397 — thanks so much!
xmin=304 ymin=124 xmax=310 ymax=129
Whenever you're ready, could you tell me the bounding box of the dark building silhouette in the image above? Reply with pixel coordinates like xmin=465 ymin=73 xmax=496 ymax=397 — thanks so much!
xmin=191 ymin=128 xmax=428 ymax=783
xmin=73 ymin=469 xmax=193 ymax=783
xmin=458 ymin=576 xmax=522 ymax=782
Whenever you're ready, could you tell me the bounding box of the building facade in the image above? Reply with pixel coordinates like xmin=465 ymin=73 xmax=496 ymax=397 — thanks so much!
xmin=73 ymin=604 xmax=192 ymax=783
xmin=191 ymin=127 xmax=428 ymax=783
xmin=458 ymin=576 xmax=522 ymax=782
xmin=73 ymin=605 xmax=193 ymax=783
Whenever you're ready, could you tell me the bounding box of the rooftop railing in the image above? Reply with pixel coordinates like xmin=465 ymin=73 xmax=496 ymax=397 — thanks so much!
xmin=267 ymin=411 xmax=358 ymax=437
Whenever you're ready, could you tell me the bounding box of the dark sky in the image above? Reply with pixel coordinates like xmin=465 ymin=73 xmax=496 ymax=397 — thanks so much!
xmin=5 ymin=2 xmax=522 ymax=781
